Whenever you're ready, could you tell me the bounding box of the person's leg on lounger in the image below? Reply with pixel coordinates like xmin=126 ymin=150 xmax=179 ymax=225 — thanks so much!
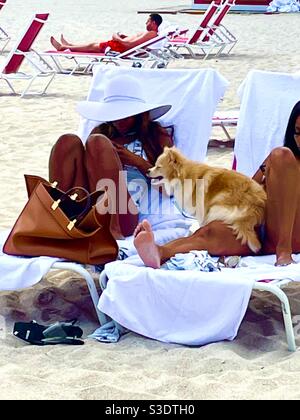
xmin=49 ymin=133 xmax=138 ymax=239
xmin=134 ymin=103 xmax=300 ymax=268
xmin=50 ymin=36 xmax=103 ymax=53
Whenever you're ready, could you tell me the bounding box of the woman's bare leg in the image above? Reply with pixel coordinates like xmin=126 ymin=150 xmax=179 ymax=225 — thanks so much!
xmin=134 ymin=147 xmax=300 ymax=268
xmin=263 ymin=147 xmax=300 ymax=265
xmin=134 ymin=219 xmax=251 ymax=268
xmin=50 ymin=36 xmax=101 ymax=53
xmin=85 ymin=134 xmax=139 ymax=239
xmin=49 ymin=134 xmax=88 ymax=191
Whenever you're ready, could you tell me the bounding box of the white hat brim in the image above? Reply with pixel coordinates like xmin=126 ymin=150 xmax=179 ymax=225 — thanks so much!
xmin=77 ymin=100 xmax=171 ymax=122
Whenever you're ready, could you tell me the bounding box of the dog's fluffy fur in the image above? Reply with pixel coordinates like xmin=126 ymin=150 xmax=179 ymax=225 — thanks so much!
xmin=148 ymin=147 xmax=267 ymax=253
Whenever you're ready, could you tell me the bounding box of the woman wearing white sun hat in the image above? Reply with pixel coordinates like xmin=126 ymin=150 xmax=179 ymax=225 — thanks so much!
xmin=49 ymin=74 xmax=172 ymax=239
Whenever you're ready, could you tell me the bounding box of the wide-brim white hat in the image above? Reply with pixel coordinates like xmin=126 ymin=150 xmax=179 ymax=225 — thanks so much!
xmin=77 ymin=74 xmax=171 ymax=122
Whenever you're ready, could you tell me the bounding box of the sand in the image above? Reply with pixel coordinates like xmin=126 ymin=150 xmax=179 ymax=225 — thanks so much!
xmin=0 ymin=0 xmax=300 ymax=400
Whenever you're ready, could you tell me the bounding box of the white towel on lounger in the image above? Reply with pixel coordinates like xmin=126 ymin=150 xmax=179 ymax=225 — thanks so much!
xmin=234 ymin=69 xmax=300 ymax=177
xmin=78 ymin=66 xmax=229 ymax=162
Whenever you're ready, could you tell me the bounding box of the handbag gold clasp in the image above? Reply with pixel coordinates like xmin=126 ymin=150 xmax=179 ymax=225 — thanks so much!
xmin=70 ymin=193 xmax=79 ymax=201
xmin=51 ymin=199 xmax=61 ymax=210
xmin=67 ymin=219 xmax=77 ymax=231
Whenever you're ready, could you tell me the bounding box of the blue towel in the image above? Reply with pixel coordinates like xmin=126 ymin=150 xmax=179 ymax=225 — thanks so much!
xmin=89 ymin=320 xmax=128 ymax=343
xmin=162 ymin=250 xmax=220 ymax=272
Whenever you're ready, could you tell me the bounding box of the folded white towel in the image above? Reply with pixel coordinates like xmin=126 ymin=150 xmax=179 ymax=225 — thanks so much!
xmin=78 ymin=67 xmax=229 ymax=163
xmin=234 ymin=69 xmax=300 ymax=177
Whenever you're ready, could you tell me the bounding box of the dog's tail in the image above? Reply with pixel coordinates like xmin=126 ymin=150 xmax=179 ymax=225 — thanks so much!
xmin=230 ymin=218 xmax=262 ymax=254
xmin=205 ymin=205 xmax=264 ymax=254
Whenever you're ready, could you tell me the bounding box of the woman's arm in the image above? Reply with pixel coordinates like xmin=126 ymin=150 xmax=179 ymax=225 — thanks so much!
xmin=112 ymin=143 xmax=152 ymax=176
xmin=252 ymin=156 xmax=269 ymax=184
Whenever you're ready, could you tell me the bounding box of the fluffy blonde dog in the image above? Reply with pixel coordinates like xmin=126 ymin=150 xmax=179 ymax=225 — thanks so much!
xmin=148 ymin=147 xmax=267 ymax=253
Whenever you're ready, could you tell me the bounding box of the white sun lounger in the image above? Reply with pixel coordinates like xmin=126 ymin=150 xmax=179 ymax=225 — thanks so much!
xmin=0 ymin=13 xmax=56 ymax=97
xmin=41 ymin=35 xmax=174 ymax=75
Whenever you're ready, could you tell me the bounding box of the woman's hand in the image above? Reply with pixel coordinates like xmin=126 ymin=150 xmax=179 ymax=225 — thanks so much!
xmin=112 ymin=143 xmax=152 ymax=175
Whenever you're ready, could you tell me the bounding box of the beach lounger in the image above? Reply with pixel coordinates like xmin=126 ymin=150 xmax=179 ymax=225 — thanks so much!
xmin=0 ymin=13 xmax=56 ymax=97
xmin=0 ymin=0 xmax=10 ymax=53
xmin=206 ymin=0 xmax=237 ymax=55
xmin=232 ymin=69 xmax=300 ymax=351
xmin=0 ymin=65 xmax=228 ymax=328
xmin=167 ymin=0 xmax=223 ymax=59
xmin=207 ymin=71 xmax=300 ymax=351
xmin=168 ymin=0 xmax=236 ymax=59
xmin=41 ymin=34 xmax=174 ymax=75
xmin=87 ymin=69 xmax=300 ymax=352
xmin=210 ymin=109 xmax=239 ymax=147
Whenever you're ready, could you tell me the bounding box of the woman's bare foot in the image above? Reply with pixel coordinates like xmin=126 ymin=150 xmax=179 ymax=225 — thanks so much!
xmin=50 ymin=36 xmax=65 ymax=51
xmin=133 ymin=220 xmax=162 ymax=268
xmin=60 ymin=34 xmax=71 ymax=46
xmin=275 ymin=251 xmax=296 ymax=266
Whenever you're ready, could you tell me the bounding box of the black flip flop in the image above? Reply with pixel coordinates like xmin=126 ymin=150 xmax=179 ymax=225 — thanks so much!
xmin=13 ymin=319 xmax=84 ymax=346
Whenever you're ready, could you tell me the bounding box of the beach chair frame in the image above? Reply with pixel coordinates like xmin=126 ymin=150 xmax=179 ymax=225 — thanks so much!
xmin=168 ymin=0 xmax=236 ymax=59
xmin=212 ymin=110 xmax=239 ymax=143
xmin=97 ymin=270 xmax=296 ymax=351
xmin=0 ymin=0 xmax=10 ymax=53
xmin=0 ymin=13 xmax=56 ymax=97
xmin=41 ymin=35 xmax=174 ymax=75
xmin=168 ymin=0 xmax=224 ymax=59
xmin=207 ymin=0 xmax=237 ymax=55
xmin=253 ymin=279 xmax=296 ymax=352
xmin=51 ymin=262 xmax=105 ymax=324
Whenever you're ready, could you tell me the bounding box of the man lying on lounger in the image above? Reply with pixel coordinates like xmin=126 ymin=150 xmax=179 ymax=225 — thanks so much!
xmin=50 ymin=14 xmax=163 ymax=54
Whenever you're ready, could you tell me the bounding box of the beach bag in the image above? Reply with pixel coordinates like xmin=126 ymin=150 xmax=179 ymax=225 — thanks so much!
xmin=3 ymin=175 xmax=118 ymax=265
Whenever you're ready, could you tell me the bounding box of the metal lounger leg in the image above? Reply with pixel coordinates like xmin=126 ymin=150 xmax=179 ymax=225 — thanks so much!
xmin=1 ymin=77 xmax=18 ymax=94
xmin=254 ymin=282 xmax=296 ymax=352
xmin=51 ymin=262 xmax=107 ymax=325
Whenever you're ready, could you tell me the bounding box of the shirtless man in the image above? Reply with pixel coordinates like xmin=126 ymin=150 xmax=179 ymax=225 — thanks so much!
xmin=133 ymin=101 xmax=300 ymax=268
xmin=50 ymin=14 xmax=163 ymax=53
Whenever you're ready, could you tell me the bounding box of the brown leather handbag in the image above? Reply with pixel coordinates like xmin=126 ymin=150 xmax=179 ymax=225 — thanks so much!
xmin=3 ymin=175 xmax=119 ymax=265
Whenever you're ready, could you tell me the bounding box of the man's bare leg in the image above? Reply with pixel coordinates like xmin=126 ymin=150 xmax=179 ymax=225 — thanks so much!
xmin=50 ymin=36 xmax=101 ymax=53
xmin=134 ymin=220 xmax=251 ymax=268
xmin=50 ymin=36 xmax=66 ymax=51
xmin=60 ymin=34 xmax=71 ymax=46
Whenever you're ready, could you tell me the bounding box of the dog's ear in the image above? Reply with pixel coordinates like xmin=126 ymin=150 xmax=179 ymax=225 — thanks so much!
xmin=166 ymin=147 xmax=179 ymax=165
xmin=166 ymin=147 xmax=181 ymax=177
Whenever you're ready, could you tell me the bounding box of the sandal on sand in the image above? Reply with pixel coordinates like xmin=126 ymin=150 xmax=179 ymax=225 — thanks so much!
xmin=13 ymin=319 xmax=84 ymax=346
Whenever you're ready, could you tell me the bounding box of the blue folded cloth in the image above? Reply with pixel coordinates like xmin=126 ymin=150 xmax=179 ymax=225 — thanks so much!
xmin=89 ymin=320 xmax=128 ymax=343
xmin=162 ymin=250 xmax=220 ymax=272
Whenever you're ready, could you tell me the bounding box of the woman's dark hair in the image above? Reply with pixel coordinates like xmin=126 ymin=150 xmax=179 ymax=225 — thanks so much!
xmin=135 ymin=112 xmax=172 ymax=164
xmin=94 ymin=113 xmax=173 ymax=165
xmin=283 ymin=100 xmax=300 ymax=157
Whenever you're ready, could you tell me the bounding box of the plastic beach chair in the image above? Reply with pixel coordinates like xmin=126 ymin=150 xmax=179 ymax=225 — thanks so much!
xmin=168 ymin=0 xmax=222 ymax=58
xmin=75 ymin=65 xmax=228 ymax=327
xmin=168 ymin=0 xmax=236 ymax=59
xmin=206 ymin=0 xmax=237 ymax=55
xmin=88 ymin=68 xmax=300 ymax=352
xmin=211 ymin=109 xmax=239 ymax=146
xmin=211 ymin=72 xmax=300 ymax=352
xmin=0 ymin=13 xmax=56 ymax=97
xmin=0 ymin=0 xmax=10 ymax=53
xmin=41 ymin=34 xmax=174 ymax=75
xmin=229 ymin=69 xmax=300 ymax=351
